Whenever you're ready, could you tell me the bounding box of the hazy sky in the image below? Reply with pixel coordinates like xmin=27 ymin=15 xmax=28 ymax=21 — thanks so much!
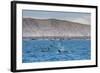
xmin=23 ymin=10 xmax=91 ymax=25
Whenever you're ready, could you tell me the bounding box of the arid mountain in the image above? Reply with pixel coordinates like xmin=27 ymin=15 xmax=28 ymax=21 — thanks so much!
xmin=22 ymin=18 xmax=90 ymax=38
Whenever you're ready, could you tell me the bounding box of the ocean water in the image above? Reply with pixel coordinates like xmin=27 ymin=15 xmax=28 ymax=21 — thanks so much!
xmin=22 ymin=39 xmax=91 ymax=63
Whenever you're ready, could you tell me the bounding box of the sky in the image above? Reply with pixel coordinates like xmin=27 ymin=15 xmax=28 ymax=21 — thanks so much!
xmin=23 ymin=10 xmax=91 ymax=25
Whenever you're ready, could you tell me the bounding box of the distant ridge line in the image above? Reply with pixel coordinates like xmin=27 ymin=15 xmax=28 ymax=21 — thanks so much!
xmin=23 ymin=17 xmax=90 ymax=25
xmin=23 ymin=18 xmax=90 ymax=38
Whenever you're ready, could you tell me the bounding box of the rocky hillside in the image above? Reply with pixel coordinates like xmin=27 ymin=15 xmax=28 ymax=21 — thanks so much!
xmin=22 ymin=18 xmax=90 ymax=38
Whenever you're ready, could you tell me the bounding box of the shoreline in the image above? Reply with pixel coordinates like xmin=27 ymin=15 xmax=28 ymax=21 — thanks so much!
xmin=22 ymin=36 xmax=90 ymax=40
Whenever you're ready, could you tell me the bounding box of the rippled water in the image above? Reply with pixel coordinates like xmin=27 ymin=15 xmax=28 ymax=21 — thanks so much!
xmin=22 ymin=39 xmax=91 ymax=63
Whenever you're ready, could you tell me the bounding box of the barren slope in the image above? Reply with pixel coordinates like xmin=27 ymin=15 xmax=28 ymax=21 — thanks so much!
xmin=23 ymin=18 xmax=90 ymax=38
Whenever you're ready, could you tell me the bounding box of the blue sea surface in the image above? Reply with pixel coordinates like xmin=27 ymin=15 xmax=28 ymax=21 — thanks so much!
xmin=22 ymin=39 xmax=91 ymax=63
